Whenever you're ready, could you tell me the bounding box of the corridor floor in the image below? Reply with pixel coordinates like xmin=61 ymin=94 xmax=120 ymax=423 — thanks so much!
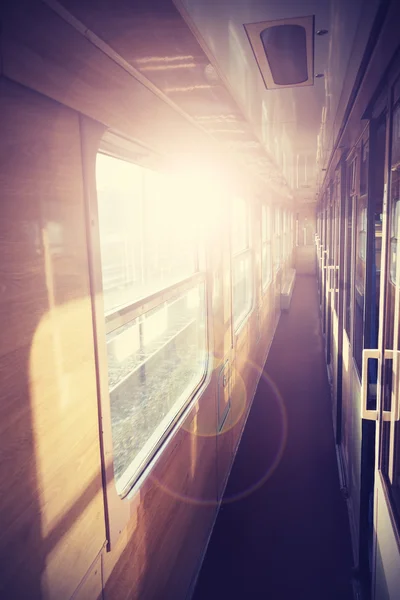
xmin=193 ymin=274 xmax=354 ymax=600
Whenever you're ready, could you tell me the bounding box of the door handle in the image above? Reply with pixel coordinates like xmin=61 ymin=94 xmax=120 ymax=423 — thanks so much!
xmin=384 ymin=349 xmax=400 ymax=422
xmin=361 ymin=349 xmax=379 ymax=421
xmin=361 ymin=348 xmax=396 ymax=421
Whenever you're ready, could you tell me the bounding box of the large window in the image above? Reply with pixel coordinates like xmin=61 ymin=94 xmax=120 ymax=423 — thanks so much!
xmin=384 ymin=96 xmax=400 ymax=516
xmin=96 ymin=153 xmax=207 ymax=496
xmin=274 ymin=207 xmax=281 ymax=272
xmin=344 ymin=157 xmax=356 ymax=339
xmin=358 ymin=207 xmax=367 ymax=262
xmin=360 ymin=138 xmax=369 ymax=197
xmin=354 ymin=199 xmax=367 ymax=375
xmin=232 ymin=197 xmax=253 ymax=329
xmin=261 ymin=204 xmax=272 ymax=290
xmin=283 ymin=210 xmax=291 ymax=259
xmin=390 ymin=101 xmax=400 ymax=285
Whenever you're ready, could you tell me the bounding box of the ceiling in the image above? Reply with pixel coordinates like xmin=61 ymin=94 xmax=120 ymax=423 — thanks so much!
xmin=30 ymin=0 xmax=382 ymax=207
xmin=176 ymin=0 xmax=381 ymax=206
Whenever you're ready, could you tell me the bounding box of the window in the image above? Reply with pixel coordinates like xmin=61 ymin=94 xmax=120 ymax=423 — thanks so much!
xmin=261 ymin=204 xmax=272 ymax=290
xmin=358 ymin=207 xmax=367 ymax=262
xmin=283 ymin=210 xmax=290 ymax=259
xmin=390 ymin=102 xmax=400 ymax=286
xmin=354 ymin=183 xmax=367 ymax=375
xmin=232 ymin=197 xmax=253 ymax=329
xmin=344 ymin=158 xmax=356 ymax=339
xmin=360 ymin=138 xmax=369 ymax=196
xmin=274 ymin=207 xmax=281 ymax=272
xmin=96 ymin=153 xmax=207 ymax=496
xmin=383 ymin=94 xmax=400 ymax=518
xmin=390 ymin=202 xmax=400 ymax=288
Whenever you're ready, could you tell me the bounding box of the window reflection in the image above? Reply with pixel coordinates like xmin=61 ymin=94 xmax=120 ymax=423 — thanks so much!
xmin=97 ymin=155 xmax=196 ymax=314
xmin=261 ymin=204 xmax=272 ymax=290
xmin=108 ymin=285 xmax=206 ymax=494
xmin=95 ymin=153 xmax=207 ymax=495
xmin=232 ymin=197 xmax=252 ymax=329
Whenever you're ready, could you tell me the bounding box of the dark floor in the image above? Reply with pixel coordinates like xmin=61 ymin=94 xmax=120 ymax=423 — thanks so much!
xmin=193 ymin=275 xmax=354 ymax=600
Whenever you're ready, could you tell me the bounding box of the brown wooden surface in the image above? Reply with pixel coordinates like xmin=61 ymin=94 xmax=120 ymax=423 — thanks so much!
xmin=72 ymin=552 xmax=103 ymax=600
xmin=3 ymin=0 xmax=216 ymax=158
xmin=0 ymin=16 xmax=293 ymax=599
xmin=102 ymin=390 xmax=219 ymax=599
xmin=2 ymin=0 xmax=295 ymax=201
xmin=0 ymin=79 xmax=105 ymax=599
xmin=1 ymin=0 xmax=396 ymax=596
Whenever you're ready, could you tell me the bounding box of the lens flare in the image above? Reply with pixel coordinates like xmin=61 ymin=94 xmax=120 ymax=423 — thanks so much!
xmin=149 ymin=359 xmax=288 ymax=507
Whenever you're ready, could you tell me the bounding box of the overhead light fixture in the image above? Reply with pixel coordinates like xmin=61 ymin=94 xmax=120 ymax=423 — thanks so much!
xmin=316 ymin=29 xmax=328 ymax=36
xmin=244 ymin=15 xmax=315 ymax=89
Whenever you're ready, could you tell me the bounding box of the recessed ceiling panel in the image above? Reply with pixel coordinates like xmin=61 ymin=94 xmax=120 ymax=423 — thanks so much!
xmin=244 ymin=15 xmax=315 ymax=89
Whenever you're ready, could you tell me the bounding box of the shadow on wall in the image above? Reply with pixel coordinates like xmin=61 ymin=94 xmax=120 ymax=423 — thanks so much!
xmin=0 ymin=77 xmax=108 ymax=599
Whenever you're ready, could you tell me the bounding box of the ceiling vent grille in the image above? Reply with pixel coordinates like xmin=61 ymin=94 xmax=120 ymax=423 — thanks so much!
xmin=244 ymin=15 xmax=315 ymax=89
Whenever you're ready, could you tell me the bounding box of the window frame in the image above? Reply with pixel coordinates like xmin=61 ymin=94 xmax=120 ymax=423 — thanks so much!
xmin=231 ymin=196 xmax=254 ymax=332
xmin=344 ymin=154 xmax=357 ymax=341
xmin=261 ymin=203 xmax=272 ymax=292
xmin=86 ymin=136 xmax=212 ymax=545
xmin=97 ymin=152 xmax=210 ymax=498
xmin=389 ymin=98 xmax=400 ymax=286
xmin=273 ymin=206 xmax=282 ymax=273
xmin=358 ymin=206 xmax=368 ymax=263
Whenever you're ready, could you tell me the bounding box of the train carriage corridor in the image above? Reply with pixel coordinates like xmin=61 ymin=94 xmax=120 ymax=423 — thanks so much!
xmin=4 ymin=1 xmax=400 ymax=598
xmin=193 ymin=273 xmax=354 ymax=600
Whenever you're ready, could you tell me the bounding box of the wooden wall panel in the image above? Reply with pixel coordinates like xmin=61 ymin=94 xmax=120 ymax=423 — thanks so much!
xmin=0 ymin=44 xmax=287 ymax=600
xmin=71 ymin=553 xmax=103 ymax=600
xmin=103 ymin=389 xmax=218 ymax=599
xmin=0 ymin=79 xmax=105 ymax=599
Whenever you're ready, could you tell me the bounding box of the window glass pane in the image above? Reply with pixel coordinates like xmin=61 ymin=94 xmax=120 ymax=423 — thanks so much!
xmin=358 ymin=208 xmax=367 ymax=262
xmin=282 ymin=211 xmax=286 ymax=258
xmin=357 ymin=208 xmax=367 ymax=261
xmin=96 ymin=155 xmax=196 ymax=315
xmin=262 ymin=242 xmax=271 ymax=290
xmin=369 ymin=116 xmax=386 ymax=355
xmin=144 ymin=170 xmax=196 ymax=289
xmin=390 ymin=238 xmax=397 ymax=284
xmin=360 ymin=138 xmax=369 ymax=196
xmin=344 ymin=196 xmax=352 ymax=338
xmin=232 ymin=197 xmax=248 ymax=254
xmin=232 ymin=197 xmax=252 ymax=327
xmin=350 ymin=157 xmax=357 ymax=195
xmin=108 ymin=284 xmax=207 ymax=494
xmin=233 ymin=251 xmax=252 ymax=328
xmin=261 ymin=204 xmax=267 ymax=242
xmin=389 ymin=103 xmax=399 ymax=290
xmin=262 ymin=204 xmax=272 ymax=290
xmin=275 ymin=207 xmax=280 ymax=232
xmin=390 ymin=193 xmax=400 ymax=285
xmin=96 ymin=153 xmax=207 ymax=496
xmin=274 ymin=207 xmax=281 ymax=271
xmin=96 ymin=155 xmax=144 ymax=314
xmin=387 ymin=101 xmax=400 ymax=515
xmin=392 ymin=100 xmax=400 ymax=169
xmin=354 ymin=198 xmax=367 ymax=374
xmin=359 ymin=231 xmax=367 ymax=261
